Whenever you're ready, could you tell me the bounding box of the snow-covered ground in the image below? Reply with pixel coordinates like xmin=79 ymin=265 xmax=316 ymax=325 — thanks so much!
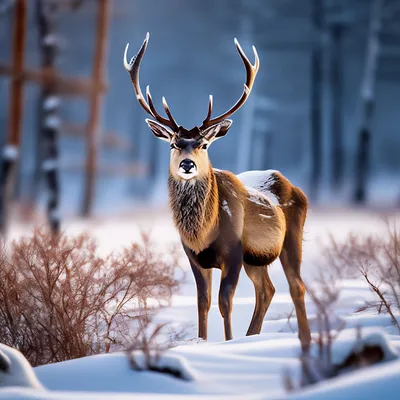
xmin=1 ymin=207 xmax=400 ymax=399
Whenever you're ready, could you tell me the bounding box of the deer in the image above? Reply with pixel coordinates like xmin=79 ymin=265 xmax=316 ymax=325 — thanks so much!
xmin=123 ymin=33 xmax=311 ymax=347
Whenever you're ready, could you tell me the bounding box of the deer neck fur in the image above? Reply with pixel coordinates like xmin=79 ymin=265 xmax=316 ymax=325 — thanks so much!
xmin=168 ymin=166 xmax=219 ymax=254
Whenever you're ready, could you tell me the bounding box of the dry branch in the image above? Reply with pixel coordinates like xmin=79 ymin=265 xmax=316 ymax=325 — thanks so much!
xmin=0 ymin=228 xmax=179 ymax=366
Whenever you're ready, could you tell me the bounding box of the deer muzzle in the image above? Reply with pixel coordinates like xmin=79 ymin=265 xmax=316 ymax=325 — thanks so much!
xmin=178 ymin=159 xmax=197 ymax=179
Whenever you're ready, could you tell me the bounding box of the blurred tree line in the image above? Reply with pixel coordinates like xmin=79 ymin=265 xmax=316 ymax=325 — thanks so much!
xmin=0 ymin=0 xmax=399 ymax=235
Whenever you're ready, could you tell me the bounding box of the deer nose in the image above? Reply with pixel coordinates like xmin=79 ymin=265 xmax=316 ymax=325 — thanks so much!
xmin=179 ymin=159 xmax=196 ymax=173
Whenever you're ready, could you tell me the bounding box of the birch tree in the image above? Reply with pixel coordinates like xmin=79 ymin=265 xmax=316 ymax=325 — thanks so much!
xmin=36 ymin=0 xmax=61 ymax=234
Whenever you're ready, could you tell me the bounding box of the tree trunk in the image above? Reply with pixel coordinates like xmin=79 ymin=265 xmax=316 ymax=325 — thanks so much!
xmin=354 ymin=0 xmax=383 ymax=204
xmin=309 ymin=0 xmax=323 ymax=201
xmin=35 ymin=0 xmax=61 ymax=234
xmin=81 ymin=0 xmax=110 ymax=217
xmin=330 ymin=23 xmax=344 ymax=190
xmin=235 ymin=0 xmax=256 ymax=174
xmin=0 ymin=0 xmax=27 ymax=237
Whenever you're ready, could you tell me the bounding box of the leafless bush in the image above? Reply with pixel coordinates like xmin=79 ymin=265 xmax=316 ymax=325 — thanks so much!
xmin=299 ymin=284 xmax=344 ymax=386
xmin=284 ymin=222 xmax=400 ymax=392
xmin=283 ymin=282 xmax=344 ymax=391
xmin=0 ymin=228 xmax=179 ymax=366
xmin=284 ymin=283 xmax=384 ymax=392
xmin=320 ymin=221 xmax=400 ymax=332
xmin=126 ymin=317 xmax=171 ymax=371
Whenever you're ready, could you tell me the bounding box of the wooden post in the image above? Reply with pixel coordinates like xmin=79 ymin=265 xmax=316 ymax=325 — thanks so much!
xmin=81 ymin=0 xmax=110 ymax=217
xmin=309 ymin=0 xmax=324 ymax=201
xmin=0 ymin=0 xmax=27 ymax=236
xmin=354 ymin=0 xmax=383 ymax=204
xmin=330 ymin=23 xmax=344 ymax=190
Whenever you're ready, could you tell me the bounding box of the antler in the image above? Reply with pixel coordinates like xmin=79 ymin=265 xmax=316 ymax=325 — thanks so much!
xmin=123 ymin=33 xmax=179 ymax=131
xmin=200 ymin=38 xmax=260 ymax=130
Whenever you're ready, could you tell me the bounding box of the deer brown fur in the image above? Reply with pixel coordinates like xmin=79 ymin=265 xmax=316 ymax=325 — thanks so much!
xmin=124 ymin=33 xmax=311 ymax=347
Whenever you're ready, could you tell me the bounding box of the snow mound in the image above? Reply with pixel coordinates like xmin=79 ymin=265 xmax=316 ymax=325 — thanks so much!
xmin=36 ymin=352 xmax=197 ymax=394
xmin=331 ymin=327 xmax=398 ymax=366
xmin=0 ymin=387 xmax=260 ymax=400
xmin=0 ymin=344 xmax=44 ymax=390
xmin=128 ymin=351 xmax=198 ymax=381
xmin=287 ymin=359 xmax=400 ymax=400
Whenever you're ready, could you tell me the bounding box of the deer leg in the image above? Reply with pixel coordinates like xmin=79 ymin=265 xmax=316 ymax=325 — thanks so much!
xmin=190 ymin=260 xmax=212 ymax=341
xmin=280 ymin=248 xmax=311 ymax=349
xmin=219 ymin=243 xmax=243 ymax=341
xmin=244 ymin=263 xmax=275 ymax=336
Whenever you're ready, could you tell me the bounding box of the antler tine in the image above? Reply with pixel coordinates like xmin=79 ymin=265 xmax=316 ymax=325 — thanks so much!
xmin=235 ymin=38 xmax=260 ymax=90
xmin=204 ymin=95 xmax=213 ymax=123
xmin=200 ymin=38 xmax=259 ymax=130
xmin=123 ymin=33 xmax=152 ymax=116
xmin=145 ymin=86 xmax=178 ymax=131
xmin=124 ymin=33 xmax=179 ymax=131
xmin=162 ymin=97 xmax=179 ymax=131
xmin=145 ymin=85 xmax=169 ymax=126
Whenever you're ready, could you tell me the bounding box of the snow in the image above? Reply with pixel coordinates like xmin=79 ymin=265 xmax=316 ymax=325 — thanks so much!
xmin=43 ymin=96 xmax=60 ymax=111
xmin=42 ymin=34 xmax=58 ymax=46
xmin=221 ymin=200 xmax=232 ymax=217
xmin=330 ymin=328 xmax=399 ymax=366
xmin=41 ymin=159 xmax=58 ymax=171
xmin=245 ymin=186 xmax=273 ymax=208
xmin=2 ymin=145 xmax=18 ymax=160
xmin=237 ymin=170 xmax=280 ymax=205
xmin=44 ymin=115 xmax=61 ymax=130
xmin=0 ymin=344 xmax=44 ymax=390
xmin=287 ymin=359 xmax=400 ymax=400
xmin=1 ymin=208 xmax=400 ymax=399
xmin=1 ymin=318 xmax=399 ymax=399
xmin=35 ymin=352 xmax=199 ymax=394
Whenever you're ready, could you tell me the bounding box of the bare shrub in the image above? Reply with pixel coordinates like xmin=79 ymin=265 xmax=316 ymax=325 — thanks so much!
xmin=284 ymin=282 xmax=343 ymax=391
xmin=285 ymin=221 xmax=400 ymax=392
xmin=319 ymin=221 xmax=400 ymax=332
xmin=0 ymin=228 xmax=179 ymax=366
xmin=125 ymin=318 xmax=170 ymax=371
xmin=284 ymin=283 xmax=384 ymax=392
xmin=300 ymin=284 xmax=344 ymax=386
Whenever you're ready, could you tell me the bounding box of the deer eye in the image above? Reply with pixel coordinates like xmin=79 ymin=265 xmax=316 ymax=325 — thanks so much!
xmin=202 ymin=144 xmax=208 ymax=150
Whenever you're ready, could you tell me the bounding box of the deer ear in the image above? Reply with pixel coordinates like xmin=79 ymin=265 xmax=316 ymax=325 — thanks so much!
xmin=202 ymin=120 xmax=232 ymax=142
xmin=145 ymin=119 xmax=174 ymax=142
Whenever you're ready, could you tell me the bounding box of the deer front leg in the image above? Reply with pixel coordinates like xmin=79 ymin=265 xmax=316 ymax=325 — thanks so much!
xmin=190 ymin=260 xmax=212 ymax=340
xmin=219 ymin=243 xmax=243 ymax=341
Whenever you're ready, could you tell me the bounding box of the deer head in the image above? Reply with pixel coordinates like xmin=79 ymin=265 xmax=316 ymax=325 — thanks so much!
xmin=124 ymin=33 xmax=259 ymax=181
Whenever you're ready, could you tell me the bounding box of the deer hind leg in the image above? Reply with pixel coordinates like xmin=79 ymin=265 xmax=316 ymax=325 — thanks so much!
xmin=190 ymin=261 xmax=212 ymax=341
xmin=244 ymin=263 xmax=275 ymax=336
xmin=280 ymin=238 xmax=311 ymax=349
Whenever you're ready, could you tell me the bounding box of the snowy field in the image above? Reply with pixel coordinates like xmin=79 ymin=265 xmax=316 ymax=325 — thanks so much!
xmin=1 ymin=207 xmax=400 ymax=399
